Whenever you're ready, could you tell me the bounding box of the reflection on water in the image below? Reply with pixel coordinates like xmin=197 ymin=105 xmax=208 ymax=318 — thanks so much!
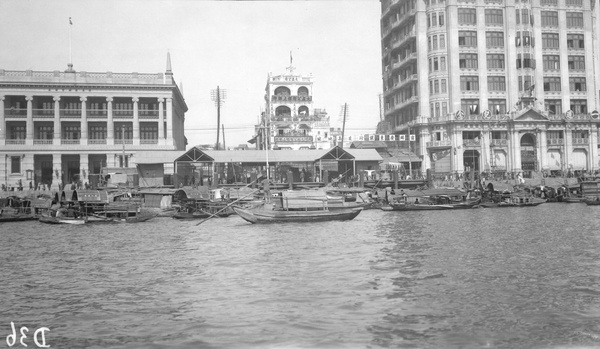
xmin=1 ymin=204 xmax=599 ymax=348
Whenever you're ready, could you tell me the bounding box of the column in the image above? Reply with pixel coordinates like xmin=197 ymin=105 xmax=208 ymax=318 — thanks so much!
xmin=564 ymin=124 xmax=572 ymax=171
xmin=52 ymin=153 xmax=62 ymax=191
xmin=80 ymin=97 xmax=87 ymax=145
xmin=158 ymin=98 xmax=165 ymax=145
xmin=0 ymin=96 xmax=5 ymax=144
xmin=539 ymin=130 xmax=547 ymax=171
xmin=80 ymin=153 xmax=89 ymax=186
xmin=166 ymin=97 xmax=173 ymax=145
xmin=26 ymin=96 xmax=33 ymax=145
xmin=53 ymin=96 xmax=61 ymax=143
xmin=132 ymin=97 xmax=140 ymax=145
xmin=107 ymin=97 xmax=114 ymax=145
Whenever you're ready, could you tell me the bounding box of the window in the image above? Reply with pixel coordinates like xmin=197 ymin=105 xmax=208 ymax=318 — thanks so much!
xmin=519 ymin=76 xmax=534 ymax=92
xmin=458 ymin=31 xmax=477 ymax=47
xmin=441 ymin=79 xmax=447 ymax=93
xmin=11 ymin=125 xmax=26 ymax=140
xmin=63 ymin=125 xmax=80 ymax=139
xmin=489 ymin=99 xmax=507 ymax=114
xmin=516 ymin=9 xmax=530 ymax=25
xmin=431 ymin=12 xmax=438 ymax=26
xmin=567 ymin=34 xmax=584 ymax=49
xmin=542 ymin=33 xmax=559 ymax=49
xmin=460 ymin=76 xmax=479 ymax=91
xmin=569 ymin=77 xmax=586 ymax=91
xmin=115 ymin=125 xmax=133 ymax=140
xmin=568 ymin=55 xmax=585 ymax=70
xmin=439 ymin=13 xmax=444 ymax=26
xmin=541 ymin=11 xmax=558 ymax=27
xmin=487 ymin=76 xmax=506 ymax=91
xmin=517 ymin=54 xmax=535 ymax=68
xmin=439 ymin=34 xmax=445 ymax=48
xmin=542 ymin=55 xmax=560 ymax=70
xmin=566 ymin=12 xmax=583 ymax=28
xmin=487 ymin=54 xmax=505 ymax=69
xmin=89 ymin=125 xmax=107 ymax=139
xmin=543 ymin=77 xmax=561 ymax=92
xmin=570 ymin=99 xmax=587 ymax=114
xmin=545 ymin=99 xmax=562 ymax=114
xmin=432 ymin=35 xmax=438 ymax=50
xmin=11 ymin=157 xmax=21 ymax=174
xmin=442 ymin=102 xmax=448 ymax=116
xmin=458 ymin=8 xmax=477 ymax=25
xmin=461 ymin=100 xmax=480 ymax=115
xmin=566 ymin=0 xmax=583 ymax=5
xmin=486 ymin=32 xmax=504 ymax=47
xmin=141 ymin=124 xmax=158 ymax=140
xmin=440 ymin=57 xmax=446 ymax=70
xmin=434 ymin=80 xmax=440 ymax=94
xmin=459 ymin=53 xmax=478 ymax=69
xmin=37 ymin=126 xmax=53 ymax=139
xmin=485 ymin=9 xmax=503 ymax=25
xmin=516 ymin=31 xmax=533 ymax=47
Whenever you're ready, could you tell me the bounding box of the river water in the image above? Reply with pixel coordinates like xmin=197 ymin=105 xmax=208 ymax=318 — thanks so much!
xmin=1 ymin=203 xmax=599 ymax=349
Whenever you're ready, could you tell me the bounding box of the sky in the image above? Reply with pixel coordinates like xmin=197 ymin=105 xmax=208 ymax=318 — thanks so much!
xmin=0 ymin=0 xmax=383 ymax=149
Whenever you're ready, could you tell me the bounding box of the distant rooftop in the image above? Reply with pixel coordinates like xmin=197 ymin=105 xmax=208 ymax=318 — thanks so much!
xmin=0 ymin=69 xmax=173 ymax=86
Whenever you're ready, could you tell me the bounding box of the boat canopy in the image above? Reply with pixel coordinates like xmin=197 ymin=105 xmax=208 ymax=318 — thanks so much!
xmin=173 ymin=186 xmax=211 ymax=201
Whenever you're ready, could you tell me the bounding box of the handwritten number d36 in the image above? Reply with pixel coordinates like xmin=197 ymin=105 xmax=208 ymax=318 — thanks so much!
xmin=6 ymin=322 xmax=50 ymax=348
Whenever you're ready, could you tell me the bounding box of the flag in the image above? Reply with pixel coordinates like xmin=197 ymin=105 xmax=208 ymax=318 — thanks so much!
xmin=69 ymin=17 xmax=72 ymax=25
xmin=290 ymin=51 xmax=292 ymax=65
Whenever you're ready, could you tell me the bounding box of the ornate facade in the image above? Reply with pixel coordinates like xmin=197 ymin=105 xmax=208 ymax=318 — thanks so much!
xmin=257 ymin=63 xmax=331 ymax=150
xmin=1 ymin=54 xmax=187 ymax=189
xmin=380 ymin=0 xmax=600 ymax=176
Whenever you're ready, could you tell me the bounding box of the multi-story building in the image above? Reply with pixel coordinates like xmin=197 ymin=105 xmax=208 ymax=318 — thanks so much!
xmin=256 ymin=63 xmax=331 ymax=150
xmin=1 ymin=54 xmax=187 ymax=190
xmin=381 ymin=0 xmax=600 ymax=177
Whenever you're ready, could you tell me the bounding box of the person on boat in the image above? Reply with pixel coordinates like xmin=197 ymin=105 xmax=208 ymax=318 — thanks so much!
xmin=414 ymin=198 xmax=420 ymax=204
xmin=261 ymin=177 xmax=271 ymax=202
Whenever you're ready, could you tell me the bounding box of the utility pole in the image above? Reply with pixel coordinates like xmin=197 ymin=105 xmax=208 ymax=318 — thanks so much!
xmin=340 ymin=103 xmax=348 ymax=149
xmin=222 ymin=124 xmax=226 ymax=150
xmin=121 ymin=125 xmax=126 ymax=168
xmin=211 ymin=86 xmax=226 ymax=150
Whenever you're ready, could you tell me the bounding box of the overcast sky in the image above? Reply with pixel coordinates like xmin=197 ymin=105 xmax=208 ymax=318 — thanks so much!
xmin=0 ymin=0 xmax=383 ymax=149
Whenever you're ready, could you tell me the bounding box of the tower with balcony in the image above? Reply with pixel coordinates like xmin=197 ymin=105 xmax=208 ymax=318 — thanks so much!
xmin=1 ymin=53 xmax=187 ymax=190
xmin=258 ymin=62 xmax=331 ymax=150
xmin=380 ymin=0 xmax=600 ymax=177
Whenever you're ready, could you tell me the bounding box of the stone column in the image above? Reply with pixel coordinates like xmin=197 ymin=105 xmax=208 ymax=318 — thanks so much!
xmin=564 ymin=124 xmax=572 ymax=171
xmin=132 ymin=97 xmax=140 ymax=145
xmin=158 ymin=98 xmax=165 ymax=145
xmin=79 ymin=97 xmax=88 ymax=145
xmin=53 ymin=96 xmax=61 ymax=143
xmin=1 ymin=96 xmax=6 ymax=144
xmin=107 ymin=97 xmax=114 ymax=145
xmin=79 ymin=153 xmax=89 ymax=186
xmin=166 ymin=97 xmax=173 ymax=146
xmin=26 ymin=96 xmax=33 ymax=145
xmin=52 ymin=153 xmax=62 ymax=191
xmin=539 ymin=129 xmax=547 ymax=171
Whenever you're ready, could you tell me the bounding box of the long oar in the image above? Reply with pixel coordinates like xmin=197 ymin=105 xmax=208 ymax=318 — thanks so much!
xmin=195 ymin=188 xmax=261 ymax=226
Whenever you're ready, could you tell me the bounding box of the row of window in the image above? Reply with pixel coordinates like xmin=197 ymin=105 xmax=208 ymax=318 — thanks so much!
xmin=457 ymin=76 xmax=586 ymax=92
xmin=427 ymin=11 xmax=445 ymax=28
xmin=457 ymin=31 xmax=584 ymax=49
xmin=448 ymin=98 xmax=589 ymax=115
xmin=457 ymin=8 xmax=584 ymax=29
xmin=6 ymin=124 xmax=163 ymax=140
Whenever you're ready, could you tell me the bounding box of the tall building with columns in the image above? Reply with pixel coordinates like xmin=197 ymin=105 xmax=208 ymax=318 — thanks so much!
xmin=0 ymin=53 xmax=187 ymax=189
xmin=381 ymin=0 xmax=600 ymax=177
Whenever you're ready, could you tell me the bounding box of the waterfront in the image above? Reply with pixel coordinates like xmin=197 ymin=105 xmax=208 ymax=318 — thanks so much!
xmin=1 ymin=204 xmax=599 ymax=348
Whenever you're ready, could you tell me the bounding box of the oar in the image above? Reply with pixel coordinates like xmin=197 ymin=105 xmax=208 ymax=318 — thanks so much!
xmin=195 ymin=188 xmax=261 ymax=226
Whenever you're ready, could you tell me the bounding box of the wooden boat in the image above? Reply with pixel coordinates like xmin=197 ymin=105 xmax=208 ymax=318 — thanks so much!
xmin=0 ymin=212 xmax=37 ymax=222
xmin=382 ymin=202 xmax=454 ymax=211
xmin=233 ymin=204 xmax=362 ymax=224
xmin=584 ymin=197 xmax=600 ymax=205
xmin=480 ymin=195 xmax=546 ymax=208
xmin=38 ymin=216 xmax=88 ymax=225
xmin=382 ymin=193 xmax=479 ymax=211
xmin=0 ymin=196 xmax=36 ymax=222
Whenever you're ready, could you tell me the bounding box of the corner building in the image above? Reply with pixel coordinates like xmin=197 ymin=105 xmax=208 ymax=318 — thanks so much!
xmin=381 ymin=0 xmax=600 ymax=177
xmin=1 ymin=54 xmax=187 ymax=189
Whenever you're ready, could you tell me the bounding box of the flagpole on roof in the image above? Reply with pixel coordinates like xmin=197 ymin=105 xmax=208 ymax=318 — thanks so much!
xmin=67 ymin=17 xmax=74 ymax=72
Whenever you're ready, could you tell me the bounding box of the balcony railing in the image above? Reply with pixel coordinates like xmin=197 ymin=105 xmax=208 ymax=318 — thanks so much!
xmin=113 ymin=109 xmax=134 ymax=118
xmin=33 ymin=139 xmax=53 ymax=145
xmin=115 ymin=139 xmax=133 ymax=145
xmin=140 ymin=139 xmax=158 ymax=144
xmin=4 ymin=108 xmax=27 ymax=117
xmin=88 ymin=110 xmax=108 ymax=118
xmin=490 ymin=139 xmax=508 ymax=146
xmin=88 ymin=139 xmax=107 ymax=145
xmin=60 ymin=109 xmax=81 ymax=118
xmin=572 ymin=138 xmax=589 ymax=145
xmin=139 ymin=110 xmax=159 ymax=119
xmin=32 ymin=109 xmax=55 ymax=118
xmin=547 ymin=138 xmax=564 ymax=145
xmin=426 ymin=139 xmax=451 ymax=148
xmin=270 ymin=95 xmax=312 ymax=102
xmin=5 ymin=139 xmax=26 ymax=145
xmin=61 ymin=139 xmax=80 ymax=145
xmin=463 ymin=139 xmax=481 ymax=146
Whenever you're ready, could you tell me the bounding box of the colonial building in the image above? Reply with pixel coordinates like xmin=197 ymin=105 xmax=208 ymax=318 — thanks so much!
xmin=256 ymin=62 xmax=331 ymax=150
xmin=1 ymin=54 xmax=187 ymax=190
xmin=380 ymin=0 xmax=600 ymax=176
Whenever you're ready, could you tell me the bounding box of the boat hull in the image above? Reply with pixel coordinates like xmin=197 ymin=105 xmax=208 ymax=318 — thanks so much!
xmin=38 ymin=216 xmax=87 ymax=225
xmin=233 ymin=206 xmax=362 ymax=224
xmin=383 ymin=203 xmax=454 ymax=211
xmin=0 ymin=214 xmax=37 ymax=222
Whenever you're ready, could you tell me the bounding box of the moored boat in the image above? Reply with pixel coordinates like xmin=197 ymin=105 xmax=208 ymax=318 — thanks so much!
xmin=233 ymin=204 xmax=362 ymax=224
xmin=38 ymin=216 xmax=88 ymax=225
xmin=584 ymin=197 xmax=600 ymax=205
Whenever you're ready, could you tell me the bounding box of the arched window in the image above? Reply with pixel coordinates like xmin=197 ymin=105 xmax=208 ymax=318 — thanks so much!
xmin=274 ymin=87 xmax=291 ymax=96
xmin=275 ymin=106 xmax=291 ymax=117
xmin=520 ymin=133 xmax=536 ymax=147
xmin=298 ymin=106 xmax=309 ymax=116
xmin=297 ymin=87 xmax=309 ymax=96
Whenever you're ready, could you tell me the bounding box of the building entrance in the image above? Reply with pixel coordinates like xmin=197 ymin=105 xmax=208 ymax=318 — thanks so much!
xmin=520 ymin=133 xmax=537 ymax=173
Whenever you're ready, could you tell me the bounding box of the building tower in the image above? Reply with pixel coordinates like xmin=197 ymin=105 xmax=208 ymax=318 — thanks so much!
xmin=258 ymin=60 xmax=331 ymax=150
xmin=380 ymin=0 xmax=600 ymax=177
